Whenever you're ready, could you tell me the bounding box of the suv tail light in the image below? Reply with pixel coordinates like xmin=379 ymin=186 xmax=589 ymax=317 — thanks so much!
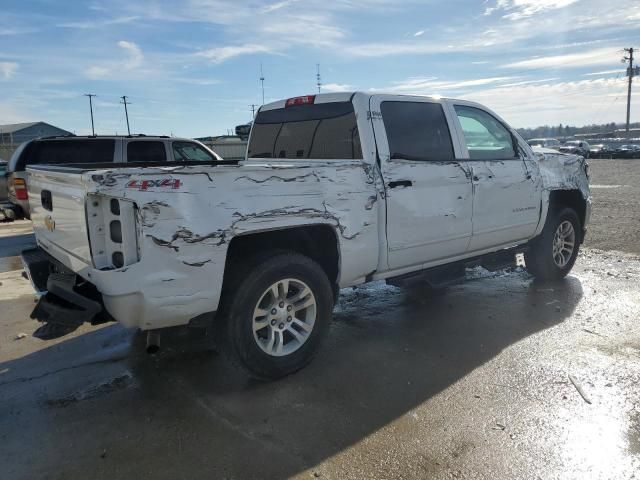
xmin=14 ymin=178 xmax=28 ymax=200
xmin=285 ymin=95 xmax=315 ymax=107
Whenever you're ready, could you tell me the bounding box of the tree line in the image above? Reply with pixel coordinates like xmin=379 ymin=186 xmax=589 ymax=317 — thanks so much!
xmin=516 ymin=122 xmax=640 ymax=139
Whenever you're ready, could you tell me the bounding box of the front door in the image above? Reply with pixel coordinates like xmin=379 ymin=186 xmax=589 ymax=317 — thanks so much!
xmin=451 ymin=103 xmax=542 ymax=252
xmin=370 ymin=95 xmax=474 ymax=270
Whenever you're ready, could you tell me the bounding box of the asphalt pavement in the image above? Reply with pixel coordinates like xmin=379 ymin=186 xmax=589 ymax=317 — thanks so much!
xmin=1 ymin=158 xmax=639 ymax=479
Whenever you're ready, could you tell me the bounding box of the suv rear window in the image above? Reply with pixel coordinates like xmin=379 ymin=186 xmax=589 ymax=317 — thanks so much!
xmin=248 ymin=101 xmax=362 ymax=159
xmin=16 ymin=139 xmax=115 ymax=170
xmin=127 ymin=141 xmax=167 ymax=163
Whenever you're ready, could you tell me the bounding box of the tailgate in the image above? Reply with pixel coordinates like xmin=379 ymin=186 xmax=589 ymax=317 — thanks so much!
xmin=28 ymin=167 xmax=93 ymax=268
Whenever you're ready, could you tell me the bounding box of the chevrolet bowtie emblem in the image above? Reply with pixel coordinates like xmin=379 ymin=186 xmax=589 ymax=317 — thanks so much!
xmin=44 ymin=215 xmax=55 ymax=232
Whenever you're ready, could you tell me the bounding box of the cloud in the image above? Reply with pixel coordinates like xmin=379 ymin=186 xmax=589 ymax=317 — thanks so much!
xmin=374 ymin=76 xmax=517 ymax=95
xmin=57 ymin=16 xmax=139 ymax=29
xmin=85 ymin=66 xmax=110 ymax=78
xmin=261 ymin=0 xmax=300 ymax=13
xmin=414 ymin=30 xmax=425 ymax=37
xmin=195 ymin=44 xmax=272 ymax=64
xmin=0 ymin=61 xmax=18 ymax=79
xmin=0 ymin=27 xmax=34 ymax=35
xmin=118 ymin=40 xmax=143 ymax=69
xmin=583 ymin=69 xmax=625 ymax=76
xmin=484 ymin=0 xmax=579 ymax=20
xmin=465 ymin=77 xmax=631 ymax=127
xmin=502 ymin=48 xmax=618 ymax=70
xmin=85 ymin=40 xmax=144 ymax=78
xmin=322 ymin=83 xmax=353 ymax=92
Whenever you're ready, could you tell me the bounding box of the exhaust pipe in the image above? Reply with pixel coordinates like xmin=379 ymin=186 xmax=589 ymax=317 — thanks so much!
xmin=146 ymin=330 xmax=161 ymax=354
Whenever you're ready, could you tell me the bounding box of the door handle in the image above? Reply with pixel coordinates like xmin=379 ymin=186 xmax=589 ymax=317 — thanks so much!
xmin=388 ymin=180 xmax=413 ymax=188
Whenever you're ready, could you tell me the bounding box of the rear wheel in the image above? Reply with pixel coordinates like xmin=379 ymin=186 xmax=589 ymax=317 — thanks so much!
xmin=221 ymin=252 xmax=333 ymax=379
xmin=525 ymin=207 xmax=581 ymax=281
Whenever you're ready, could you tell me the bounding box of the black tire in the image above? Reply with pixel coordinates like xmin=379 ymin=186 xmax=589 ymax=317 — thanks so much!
xmin=525 ymin=207 xmax=581 ymax=281
xmin=220 ymin=251 xmax=333 ymax=380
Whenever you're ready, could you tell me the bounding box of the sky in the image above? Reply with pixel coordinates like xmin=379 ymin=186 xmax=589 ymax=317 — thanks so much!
xmin=0 ymin=0 xmax=639 ymax=137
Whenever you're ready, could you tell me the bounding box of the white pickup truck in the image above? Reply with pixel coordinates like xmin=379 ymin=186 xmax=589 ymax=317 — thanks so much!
xmin=22 ymin=92 xmax=590 ymax=379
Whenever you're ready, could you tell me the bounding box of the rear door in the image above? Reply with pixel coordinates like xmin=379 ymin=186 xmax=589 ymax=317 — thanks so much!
xmin=370 ymin=95 xmax=473 ymax=270
xmin=450 ymin=102 xmax=542 ymax=252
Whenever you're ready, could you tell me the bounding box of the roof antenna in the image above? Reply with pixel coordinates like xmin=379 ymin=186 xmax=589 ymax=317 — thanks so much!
xmin=260 ymin=63 xmax=265 ymax=105
xmin=316 ymin=64 xmax=321 ymax=94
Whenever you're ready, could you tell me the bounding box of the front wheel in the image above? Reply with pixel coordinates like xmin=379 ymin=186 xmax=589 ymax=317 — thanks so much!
xmin=525 ymin=207 xmax=581 ymax=281
xmin=221 ymin=252 xmax=333 ymax=379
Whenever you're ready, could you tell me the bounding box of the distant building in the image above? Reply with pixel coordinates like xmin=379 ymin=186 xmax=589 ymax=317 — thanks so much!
xmin=0 ymin=122 xmax=72 ymax=144
xmin=194 ymin=135 xmax=247 ymax=160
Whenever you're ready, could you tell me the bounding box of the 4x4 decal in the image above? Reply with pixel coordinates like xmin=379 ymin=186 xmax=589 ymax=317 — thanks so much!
xmin=126 ymin=178 xmax=182 ymax=191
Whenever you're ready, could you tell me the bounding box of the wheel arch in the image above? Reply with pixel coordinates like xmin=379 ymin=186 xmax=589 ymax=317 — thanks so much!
xmin=222 ymin=224 xmax=342 ymax=300
xmin=547 ymin=189 xmax=587 ymax=242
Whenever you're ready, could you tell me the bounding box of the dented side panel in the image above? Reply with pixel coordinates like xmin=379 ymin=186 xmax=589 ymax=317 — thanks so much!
xmin=530 ymin=147 xmax=591 ymax=237
xmin=77 ymin=161 xmax=380 ymax=329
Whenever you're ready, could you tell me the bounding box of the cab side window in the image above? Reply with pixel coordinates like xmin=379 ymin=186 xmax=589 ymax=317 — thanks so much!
xmin=454 ymin=105 xmax=516 ymax=160
xmin=127 ymin=141 xmax=167 ymax=163
xmin=380 ymin=101 xmax=454 ymax=161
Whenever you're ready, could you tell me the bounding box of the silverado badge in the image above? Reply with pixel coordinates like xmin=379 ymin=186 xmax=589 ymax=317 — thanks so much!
xmin=44 ymin=215 xmax=55 ymax=232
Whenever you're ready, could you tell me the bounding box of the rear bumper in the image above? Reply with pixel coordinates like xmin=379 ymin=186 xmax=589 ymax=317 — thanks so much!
xmin=21 ymin=248 xmax=106 ymax=332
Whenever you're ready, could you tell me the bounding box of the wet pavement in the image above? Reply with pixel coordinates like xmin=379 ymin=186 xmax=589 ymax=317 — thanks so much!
xmin=1 ymin=223 xmax=639 ymax=479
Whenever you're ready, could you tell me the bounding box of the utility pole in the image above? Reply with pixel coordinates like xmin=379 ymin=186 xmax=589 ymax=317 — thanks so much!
xmin=623 ymin=47 xmax=634 ymax=133
xmin=120 ymin=95 xmax=131 ymax=135
xmin=259 ymin=63 xmax=265 ymax=105
xmin=84 ymin=94 xmax=97 ymax=136
xmin=249 ymin=104 xmax=257 ymax=118
xmin=316 ymin=64 xmax=322 ymax=93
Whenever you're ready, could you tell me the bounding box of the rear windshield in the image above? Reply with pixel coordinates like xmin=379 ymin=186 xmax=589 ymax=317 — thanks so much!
xmin=248 ymin=101 xmax=362 ymax=160
xmin=16 ymin=139 xmax=115 ymax=171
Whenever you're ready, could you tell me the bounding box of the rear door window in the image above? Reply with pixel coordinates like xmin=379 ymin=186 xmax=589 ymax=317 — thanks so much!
xmin=380 ymin=101 xmax=454 ymax=161
xmin=16 ymin=139 xmax=115 ymax=170
xmin=454 ymin=105 xmax=516 ymax=160
xmin=127 ymin=141 xmax=167 ymax=163
xmin=172 ymin=141 xmax=216 ymax=161
xmin=248 ymin=101 xmax=362 ymax=159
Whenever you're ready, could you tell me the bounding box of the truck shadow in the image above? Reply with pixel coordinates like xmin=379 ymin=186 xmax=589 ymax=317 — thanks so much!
xmin=0 ymin=270 xmax=583 ymax=479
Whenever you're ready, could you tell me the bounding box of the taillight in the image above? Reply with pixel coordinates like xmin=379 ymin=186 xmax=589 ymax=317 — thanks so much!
xmin=285 ymin=95 xmax=316 ymax=107
xmin=14 ymin=178 xmax=28 ymax=200
xmin=86 ymin=195 xmax=139 ymax=270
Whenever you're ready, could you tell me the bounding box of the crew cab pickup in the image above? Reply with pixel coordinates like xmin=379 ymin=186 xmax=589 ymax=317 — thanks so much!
xmin=23 ymin=92 xmax=591 ymax=379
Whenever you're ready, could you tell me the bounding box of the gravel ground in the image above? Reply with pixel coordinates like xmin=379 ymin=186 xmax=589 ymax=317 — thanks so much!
xmin=584 ymin=158 xmax=640 ymax=254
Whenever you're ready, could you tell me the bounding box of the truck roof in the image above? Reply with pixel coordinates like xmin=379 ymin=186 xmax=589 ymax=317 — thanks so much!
xmin=260 ymin=91 xmax=452 ymax=112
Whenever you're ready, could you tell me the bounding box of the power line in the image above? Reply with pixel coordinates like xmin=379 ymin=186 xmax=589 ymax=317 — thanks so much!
xmin=622 ymin=47 xmax=635 ymax=132
xmin=259 ymin=63 xmax=265 ymax=105
xmin=316 ymin=64 xmax=322 ymax=93
xmin=83 ymin=93 xmax=96 ymax=136
xmin=120 ymin=95 xmax=131 ymax=135
xmin=249 ymin=104 xmax=257 ymax=118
